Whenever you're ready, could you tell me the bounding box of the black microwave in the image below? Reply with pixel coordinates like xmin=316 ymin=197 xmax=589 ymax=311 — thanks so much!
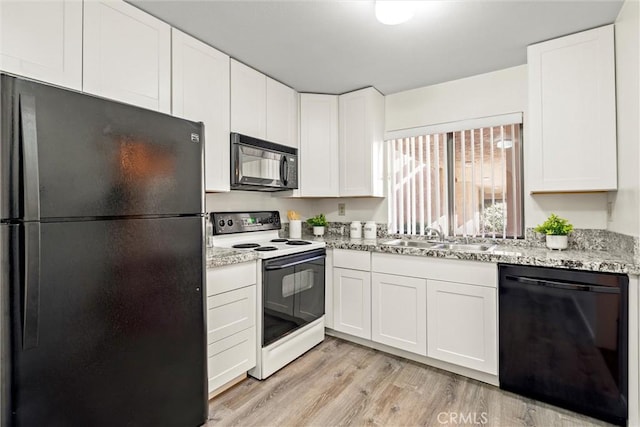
xmin=230 ymin=133 xmax=298 ymax=192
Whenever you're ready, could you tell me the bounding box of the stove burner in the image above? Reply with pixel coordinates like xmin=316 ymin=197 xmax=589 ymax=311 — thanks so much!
xmin=287 ymin=240 xmax=312 ymax=246
xmin=232 ymin=243 xmax=260 ymax=249
xmin=255 ymin=246 xmax=278 ymax=252
xmin=271 ymin=238 xmax=288 ymax=243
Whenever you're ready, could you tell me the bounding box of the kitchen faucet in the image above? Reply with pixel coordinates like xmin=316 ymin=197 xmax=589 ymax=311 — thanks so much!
xmin=424 ymin=225 xmax=445 ymax=242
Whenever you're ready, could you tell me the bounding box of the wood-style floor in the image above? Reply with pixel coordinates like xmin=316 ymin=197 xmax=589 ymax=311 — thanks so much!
xmin=207 ymin=336 xmax=612 ymax=427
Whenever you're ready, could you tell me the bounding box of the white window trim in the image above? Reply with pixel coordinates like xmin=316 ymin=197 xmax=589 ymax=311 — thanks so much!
xmin=385 ymin=112 xmax=523 ymax=141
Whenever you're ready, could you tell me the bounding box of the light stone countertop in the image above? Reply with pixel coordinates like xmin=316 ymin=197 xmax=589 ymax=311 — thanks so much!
xmin=319 ymin=235 xmax=640 ymax=275
xmin=205 ymin=235 xmax=639 ymax=274
xmin=206 ymin=247 xmax=258 ymax=269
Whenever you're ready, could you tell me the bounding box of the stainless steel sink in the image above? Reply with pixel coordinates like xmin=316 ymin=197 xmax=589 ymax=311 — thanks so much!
xmin=432 ymin=243 xmax=496 ymax=252
xmin=381 ymin=239 xmax=442 ymax=249
xmin=382 ymin=240 xmax=495 ymax=252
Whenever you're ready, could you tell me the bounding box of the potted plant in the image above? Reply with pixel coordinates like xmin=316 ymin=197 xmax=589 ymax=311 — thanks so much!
xmin=307 ymin=213 xmax=328 ymax=237
xmin=534 ymin=213 xmax=574 ymax=250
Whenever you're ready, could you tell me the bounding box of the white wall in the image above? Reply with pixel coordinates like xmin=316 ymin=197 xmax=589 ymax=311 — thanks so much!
xmin=206 ymin=192 xmax=386 ymax=224
xmin=205 ymin=192 xmax=315 ymax=223
xmin=385 ymin=65 xmax=609 ymax=229
xmin=311 ymin=197 xmax=387 ymax=223
xmin=608 ymin=0 xmax=640 ymax=237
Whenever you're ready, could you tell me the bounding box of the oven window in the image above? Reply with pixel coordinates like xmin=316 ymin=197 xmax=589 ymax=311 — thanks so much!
xmin=263 ymin=254 xmax=325 ymax=347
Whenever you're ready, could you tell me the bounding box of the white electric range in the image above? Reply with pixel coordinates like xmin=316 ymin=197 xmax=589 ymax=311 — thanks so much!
xmin=210 ymin=211 xmax=326 ymax=380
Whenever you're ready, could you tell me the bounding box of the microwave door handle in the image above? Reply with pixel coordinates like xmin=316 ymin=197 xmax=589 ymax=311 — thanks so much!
xmin=283 ymin=157 xmax=289 ymax=184
xmin=280 ymin=156 xmax=288 ymax=186
xmin=265 ymin=255 xmax=325 ymax=270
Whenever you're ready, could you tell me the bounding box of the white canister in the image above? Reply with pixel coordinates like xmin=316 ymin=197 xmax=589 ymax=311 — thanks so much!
xmin=350 ymin=221 xmax=362 ymax=239
xmin=289 ymin=220 xmax=302 ymax=239
xmin=363 ymin=221 xmax=377 ymax=239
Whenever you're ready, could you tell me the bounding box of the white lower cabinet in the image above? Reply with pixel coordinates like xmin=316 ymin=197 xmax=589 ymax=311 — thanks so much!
xmin=426 ymin=280 xmax=497 ymax=375
xmin=206 ymin=262 xmax=257 ymax=395
xmin=372 ymin=273 xmax=427 ymax=356
xmin=333 ymin=267 xmax=371 ymax=339
xmin=207 ymin=327 xmax=256 ymax=393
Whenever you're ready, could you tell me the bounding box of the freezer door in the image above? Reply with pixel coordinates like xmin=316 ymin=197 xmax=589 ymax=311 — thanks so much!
xmin=8 ymin=217 xmax=206 ymax=427
xmin=0 ymin=74 xmax=203 ymax=221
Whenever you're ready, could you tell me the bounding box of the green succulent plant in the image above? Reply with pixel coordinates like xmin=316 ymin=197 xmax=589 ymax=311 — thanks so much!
xmin=534 ymin=213 xmax=574 ymax=236
xmin=307 ymin=213 xmax=328 ymax=227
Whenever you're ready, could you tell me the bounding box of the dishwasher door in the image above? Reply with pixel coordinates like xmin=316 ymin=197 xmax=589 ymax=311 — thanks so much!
xmin=499 ymin=264 xmax=628 ymax=426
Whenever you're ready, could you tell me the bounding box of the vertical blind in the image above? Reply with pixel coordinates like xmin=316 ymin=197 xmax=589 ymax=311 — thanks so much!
xmin=387 ymin=114 xmax=523 ymax=238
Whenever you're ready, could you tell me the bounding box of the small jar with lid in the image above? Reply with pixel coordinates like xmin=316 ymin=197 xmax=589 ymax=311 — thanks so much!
xmin=350 ymin=221 xmax=362 ymax=239
xmin=363 ymin=221 xmax=377 ymax=239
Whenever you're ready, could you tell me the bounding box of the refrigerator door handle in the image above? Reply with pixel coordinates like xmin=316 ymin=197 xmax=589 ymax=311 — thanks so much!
xmin=20 ymin=94 xmax=41 ymax=222
xmin=22 ymin=222 xmax=41 ymax=349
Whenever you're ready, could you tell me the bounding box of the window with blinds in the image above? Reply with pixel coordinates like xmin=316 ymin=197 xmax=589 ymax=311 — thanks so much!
xmin=387 ymin=115 xmax=523 ymax=238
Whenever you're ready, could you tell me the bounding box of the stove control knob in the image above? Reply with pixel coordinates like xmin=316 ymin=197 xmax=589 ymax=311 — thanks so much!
xmin=268 ymin=218 xmax=274 ymax=223
xmin=227 ymin=219 xmax=234 ymax=227
xmin=218 ymin=219 xmax=225 ymax=227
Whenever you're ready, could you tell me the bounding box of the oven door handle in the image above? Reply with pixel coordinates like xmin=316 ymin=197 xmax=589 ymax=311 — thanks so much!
xmin=264 ymin=255 xmax=325 ymax=270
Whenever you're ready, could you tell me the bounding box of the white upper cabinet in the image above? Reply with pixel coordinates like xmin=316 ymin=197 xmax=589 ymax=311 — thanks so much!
xmin=0 ymin=0 xmax=82 ymax=90
xmin=339 ymin=87 xmax=385 ymax=197
xmin=172 ymin=29 xmax=230 ymax=192
xmin=299 ymin=94 xmax=340 ymax=197
xmin=83 ymin=1 xmax=171 ymax=113
xmin=528 ymin=25 xmax=617 ymax=192
xmin=230 ymin=59 xmax=267 ymax=139
xmin=266 ymin=77 xmax=298 ymax=149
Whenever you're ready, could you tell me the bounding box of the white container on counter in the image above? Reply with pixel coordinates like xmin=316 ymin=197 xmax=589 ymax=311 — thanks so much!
xmin=363 ymin=221 xmax=377 ymax=239
xmin=289 ymin=220 xmax=302 ymax=239
xmin=350 ymin=221 xmax=362 ymax=239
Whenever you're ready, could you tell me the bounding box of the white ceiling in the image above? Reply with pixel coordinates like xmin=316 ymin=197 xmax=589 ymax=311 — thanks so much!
xmin=128 ymin=0 xmax=624 ymax=95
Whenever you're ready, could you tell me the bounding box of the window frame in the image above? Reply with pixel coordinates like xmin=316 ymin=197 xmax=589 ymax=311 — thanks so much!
xmin=386 ymin=114 xmax=524 ymax=239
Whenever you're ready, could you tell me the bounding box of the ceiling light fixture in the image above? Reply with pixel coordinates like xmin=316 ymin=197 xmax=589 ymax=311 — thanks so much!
xmin=375 ymin=1 xmax=415 ymax=25
xmin=495 ymin=139 xmax=513 ymax=149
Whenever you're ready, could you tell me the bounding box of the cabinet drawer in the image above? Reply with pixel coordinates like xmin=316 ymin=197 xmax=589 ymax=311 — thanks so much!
xmin=207 ymin=326 xmax=256 ymax=393
xmin=207 ymin=285 xmax=256 ymax=344
xmin=333 ymin=249 xmax=370 ymax=271
xmin=206 ymin=261 xmax=256 ymax=296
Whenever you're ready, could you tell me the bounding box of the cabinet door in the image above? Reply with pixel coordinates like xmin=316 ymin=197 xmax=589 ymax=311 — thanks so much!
xmin=266 ymin=77 xmax=298 ymax=148
xmin=299 ymin=94 xmax=339 ymax=197
xmin=230 ymin=59 xmax=266 ymax=139
xmin=427 ymin=280 xmax=497 ymax=374
xmin=83 ymin=0 xmax=171 ymax=112
xmin=528 ymin=25 xmax=616 ymax=192
xmin=339 ymin=87 xmax=384 ymax=197
xmin=372 ymin=273 xmax=427 ymax=355
xmin=172 ymin=29 xmax=230 ymax=192
xmin=0 ymin=0 xmax=82 ymax=90
xmin=333 ymin=268 xmax=371 ymax=339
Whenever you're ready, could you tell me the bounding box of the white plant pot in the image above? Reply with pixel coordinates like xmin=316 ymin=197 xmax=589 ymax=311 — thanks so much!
xmin=313 ymin=226 xmax=325 ymax=237
xmin=546 ymin=235 xmax=568 ymax=250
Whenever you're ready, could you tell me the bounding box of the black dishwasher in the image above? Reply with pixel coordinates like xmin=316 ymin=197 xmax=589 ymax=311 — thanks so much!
xmin=499 ymin=264 xmax=628 ymax=425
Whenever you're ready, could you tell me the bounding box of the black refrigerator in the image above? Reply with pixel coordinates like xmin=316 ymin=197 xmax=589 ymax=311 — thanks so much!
xmin=0 ymin=74 xmax=207 ymax=426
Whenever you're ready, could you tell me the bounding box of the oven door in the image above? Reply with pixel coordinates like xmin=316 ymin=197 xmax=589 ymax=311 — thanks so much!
xmin=262 ymin=249 xmax=325 ymax=347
